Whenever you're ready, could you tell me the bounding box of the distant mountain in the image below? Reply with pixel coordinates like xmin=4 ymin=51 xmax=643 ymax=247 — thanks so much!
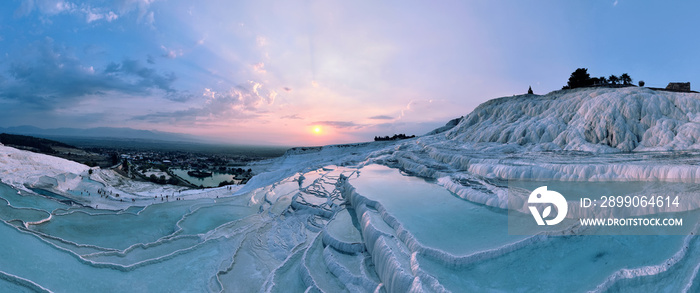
xmin=0 ymin=133 xmax=77 ymax=154
xmin=0 ymin=133 xmax=118 ymax=167
xmin=0 ymin=126 xmax=202 ymax=143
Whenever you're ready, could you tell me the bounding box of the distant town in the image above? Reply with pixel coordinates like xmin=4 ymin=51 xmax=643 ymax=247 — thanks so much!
xmin=111 ymin=148 xmax=259 ymax=188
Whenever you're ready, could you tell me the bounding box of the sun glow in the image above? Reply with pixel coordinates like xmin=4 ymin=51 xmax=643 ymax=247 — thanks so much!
xmin=313 ymin=126 xmax=322 ymax=134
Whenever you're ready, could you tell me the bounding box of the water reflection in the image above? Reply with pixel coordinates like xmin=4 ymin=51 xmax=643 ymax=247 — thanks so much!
xmin=170 ymin=169 xmax=238 ymax=187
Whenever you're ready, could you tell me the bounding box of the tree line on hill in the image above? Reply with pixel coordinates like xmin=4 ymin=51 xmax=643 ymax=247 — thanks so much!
xmin=374 ymin=134 xmax=416 ymax=141
xmin=562 ymin=68 xmax=641 ymax=90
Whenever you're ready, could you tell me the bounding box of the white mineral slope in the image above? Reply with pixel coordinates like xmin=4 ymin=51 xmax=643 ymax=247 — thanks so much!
xmin=0 ymin=145 xmax=89 ymax=192
xmin=0 ymin=145 xmax=237 ymax=210
xmin=445 ymin=87 xmax=700 ymax=152
xmin=238 ymin=141 xmax=403 ymax=195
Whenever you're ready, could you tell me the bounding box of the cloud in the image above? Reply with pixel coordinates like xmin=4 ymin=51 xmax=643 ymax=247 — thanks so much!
xmin=283 ymin=87 xmax=292 ymax=92
xmin=398 ymin=99 xmax=440 ymax=120
xmin=83 ymin=44 xmax=105 ymax=55
xmin=162 ymin=91 xmax=195 ymax=103
xmin=0 ymin=38 xmax=183 ymax=110
xmin=161 ymin=45 xmax=182 ymax=59
xmin=86 ymin=10 xmax=103 ymax=22
xmin=311 ymin=121 xmax=363 ymax=129
xmin=13 ymin=1 xmax=158 ymax=26
xmin=281 ymin=114 xmax=302 ymax=119
xmin=14 ymin=0 xmax=35 ymax=17
xmin=117 ymin=0 xmax=158 ymax=23
xmin=613 ymin=0 xmax=618 ymax=6
xmin=144 ymin=11 xmax=155 ymax=26
xmin=84 ymin=9 xmax=118 ymax=23
xmin=206 ymin=83 xmax=275 ymax=111
xmin=132 ymin=105 xmax=260 ymax=124
xmin=369 ymin=115 xmax=393 ymax=120
xmin=256 ymin=36 xmax=267 ymax=47
xmin=104 ymin=58 xmax=177 ymax=93
xmin=15 ymin=0 xmax=76 ymax=16
xmin=252 ymin=62 xmax=266 ymax=74
xmin=105 ymin=11 xmax=118 ymax=21
xmin=14 ymin=1 xmax=121 ymax=24
xmin=133 ymin=82 xmax=276 ymax=123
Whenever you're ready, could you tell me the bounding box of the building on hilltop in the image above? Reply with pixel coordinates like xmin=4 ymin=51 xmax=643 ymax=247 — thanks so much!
xmin=666 ymin=82 xmax=691 ymax=92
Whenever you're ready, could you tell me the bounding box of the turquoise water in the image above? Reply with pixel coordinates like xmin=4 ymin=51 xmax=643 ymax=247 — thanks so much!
xmin=30 ymin=199 xmax=204 ymax=250
xmin=1 ymin=165 xmax=699 ymax=292
xmin=171 ymin=169 xmax=238 ymax=187
xmin=0 ymin=181 xmax=261 ymax=292
xmin=0 ymin=183 xmax=67 ymax=212
xmin=348 ymin=165 xmax=699 ymax=292
xmin=353 ymin=164 xmax=529 ymax=255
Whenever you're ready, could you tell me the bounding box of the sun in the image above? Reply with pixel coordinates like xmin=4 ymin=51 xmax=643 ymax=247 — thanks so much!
xmin=313 ymin=126 xmax=322 ymax=134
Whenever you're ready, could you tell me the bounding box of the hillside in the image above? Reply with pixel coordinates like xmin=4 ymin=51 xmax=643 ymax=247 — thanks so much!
xmin=0 ymin=133 xmax=112 ymax=167
xmin=445 ymin=87 xmax=700 ymax=152
xmin=0 ymin=133 xmax=77 ymax=154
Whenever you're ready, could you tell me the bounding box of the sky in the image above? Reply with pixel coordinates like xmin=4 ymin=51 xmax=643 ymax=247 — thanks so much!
xmin=1 ymin=0 xmax=700 ymax=146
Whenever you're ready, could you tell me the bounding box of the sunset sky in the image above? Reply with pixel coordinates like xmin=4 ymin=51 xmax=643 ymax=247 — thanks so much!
xmin=2 ymin=0 xmax=700 ymax=146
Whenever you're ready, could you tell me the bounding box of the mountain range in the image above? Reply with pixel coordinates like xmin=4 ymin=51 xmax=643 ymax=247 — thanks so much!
xmin=0 ymin=125 xmax=203 ymax=143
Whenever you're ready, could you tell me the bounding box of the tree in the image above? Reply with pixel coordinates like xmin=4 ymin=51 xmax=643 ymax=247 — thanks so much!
xmin=566 ymin=68 xmax=593 ymax=89
xmin=527 ymin=86 xmax=533 ymax=94
xmin=620 ymin=73 xmax=632 ymax=85
xmin=598 ymin=76 xmax=608 ymax=85
xmin=608 ymin=75 xmax=619 ymax=85
xmin=110 ymin=153 xmax=119 ymax=166
xmin=639 ymin=80 xmax=645 ymax=87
